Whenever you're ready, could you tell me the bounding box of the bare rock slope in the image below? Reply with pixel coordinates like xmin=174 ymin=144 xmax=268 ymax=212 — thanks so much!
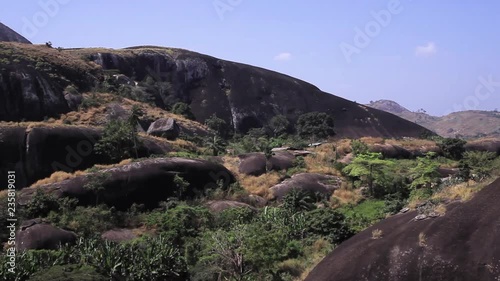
xmin=305 ymin=178 xmax=500 ymax=281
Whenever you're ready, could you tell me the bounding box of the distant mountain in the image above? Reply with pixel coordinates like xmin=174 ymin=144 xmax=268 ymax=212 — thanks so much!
xmin=0 ymin=22 xmax=31 ymax=44
xmin=368 ymin=100 xmax=500 ymax=139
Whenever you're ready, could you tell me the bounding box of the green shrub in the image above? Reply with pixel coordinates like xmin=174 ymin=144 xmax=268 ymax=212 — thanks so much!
xmin=145 ymin=204 xmax=213 ymax=244
xmin=205 ymin=113 xmax=231 ymax=138
xmin=22 ymin=190 xmax=61 ymax=219
xmin=351 ymin=139 xmax=369 ymax=156
xmin=339 ymin=200 xmax=386 ymax=232
xmin=94 ymin=119 xmax=141 ymax=161
xmin=216 ymin=207 xmax=256 ymax=229
xmin=304 ymin=208 xmax=353 ymax=244
xmin=296 ymin=112 xmax=335 ymax=141
xmin=438 ymin=138 xmax=466 ymax=160
xmin=268 ymin=115 xmax=290 ymax=137
xmin=171 ymin=102 xmax=195 ymax=120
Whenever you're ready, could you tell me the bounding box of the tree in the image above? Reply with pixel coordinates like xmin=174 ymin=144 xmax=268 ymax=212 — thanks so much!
xmin=460 ymin=151 xmax=497 ymax=181
xmin=204 ymin=135 xmax=227 ymax=156
xmin=173 ymin=174 xmax=189 ymax=199
xmin=438 ymin=138 xmax=466 ymax=160
xmin=409 ymin=153 xmax=440 ymax=189
xmin=342 ymin=152 xmax=394 ymax=196
xmin=171 ymin=102 xmax=195 ymax=120
xmin=94 ymin=120 xmax=141 ymax=162
xmin=205 ymin=114 xmax=230 ymax=138
xmin=268 ymin=115 xmax=289 ymax=137
xmin=296 ymin=112 xmax=335 ymax=141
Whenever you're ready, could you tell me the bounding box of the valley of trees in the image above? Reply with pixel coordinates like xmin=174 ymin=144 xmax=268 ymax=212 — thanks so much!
xmin=1 ymin=105 xmax=499 ymax=280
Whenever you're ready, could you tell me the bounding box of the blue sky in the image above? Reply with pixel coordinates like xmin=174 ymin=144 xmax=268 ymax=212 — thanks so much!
xmin=2 ymin=0 xmax=500 ymax=116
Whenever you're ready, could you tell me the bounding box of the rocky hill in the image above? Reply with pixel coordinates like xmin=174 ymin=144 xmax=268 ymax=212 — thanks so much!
xmin=0 ymin=38 xmax=432 ymax=138
xmin=305 ymin=177 xmax=500 ymax=281
xmin=0 ymin=22 xmax=31 ymax=44
xmin=368 ymin=100 xmax=500 ymax=139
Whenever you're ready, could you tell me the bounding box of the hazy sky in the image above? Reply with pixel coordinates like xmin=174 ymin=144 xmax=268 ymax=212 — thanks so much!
xmin=2 ymin=0 xmax=500 ymax=116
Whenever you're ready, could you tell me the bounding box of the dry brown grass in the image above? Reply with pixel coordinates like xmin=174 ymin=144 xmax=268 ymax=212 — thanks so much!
xmin=57 ymin=93 xmax=210 ymax=135
xmin=30 ymin=170 xmax=87 ymax=188
xmin=240 ymin=172 xmax=281 ymax=198
xmin=359 ymin=137 xmax=385 ymax=145
xmin=305 ymin=143 xmax=341 ymax=175
xmin=92 ymin=159 xmax=133 ymax=170
xmin=332 ymin=139 xmax=352 ymax=156
xmin=418 ymin=232 xmax=427 ymax=247
xmin=371 ymin=229 xmax=383 ymax=239
xmin=433 ymin=204 xmax=447 ymax=216
xmin=386 ymin=138 xmax=437 ymax=150
xmin=222 ymin=156 xmax=281 ymax=198
xmin=0 ymin=42 xmax=101 ymax=73
xmin=298 ymin=239 xmax=334 ymax=281
xmin=330 ymin=186 xmax=362 ymax=207
xmin=0 ymin=190 xmax=8 ymax=199
xmin=432 ymin=179 xmax=492 ymax=202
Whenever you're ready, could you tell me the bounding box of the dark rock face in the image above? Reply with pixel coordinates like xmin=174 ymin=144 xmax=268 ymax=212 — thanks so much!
xmin=64 ymin=92 xmax=83 ymax=111
xmin=19 ymin=157 xmax=236 ymax=209
xmin=270 ymin=173 xmax=341 ymax=200
xmin=305 ymin=178 xmax=500 ymax=281
xmin=17 ymin=219 xmax=77 ymax=251
xmin=238 ymin=151 xmax=295 ymax=176
xmin=73 ymin=48 xmax=433 ymax=138
xmin=0 ymin=38 xmax=433 ymax=138
xmin=147 ymin=118 xmax=180 ymax=140
xmin=0 ymin=126 xmax=28 ymax=187
xmin=0 ymin=126 xmax=172 ymax=189
xmin=0 ymin=22 xmax=31 ymax=44
xmin=24 ymin=126 xmax=106 ymax=186
xmin=0 ymin=69 xmax=72 ymax=121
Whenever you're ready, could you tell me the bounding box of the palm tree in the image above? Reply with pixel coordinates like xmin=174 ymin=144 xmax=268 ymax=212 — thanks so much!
xmin=204 ymin=135 xmax=226 ymax=156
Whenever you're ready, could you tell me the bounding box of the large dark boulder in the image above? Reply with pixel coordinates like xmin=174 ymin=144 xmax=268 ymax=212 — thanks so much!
xmin=206 ymin=200 xmax=255 ymax=213
xmin=147 ymin=118 xmax=181 ymax=140
xmin=465 ymin=138 xmax=500 ymax=155
xmin=19 ymin=157 xmax=236 ymax=209
xmin=24 ymin=126 xmax=106 ymax=187
xmin=369 ymin=143 xmax=413 ymax=159
xmin=238 ymin=151 xmax=295 ymax=176
xmin=270 ymin=173 xmax=341 ymax=200
xmin=305 ymin=178 xmax=500 ymax=281
xmin=17 ymin=219 xmax=77 ymax=251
